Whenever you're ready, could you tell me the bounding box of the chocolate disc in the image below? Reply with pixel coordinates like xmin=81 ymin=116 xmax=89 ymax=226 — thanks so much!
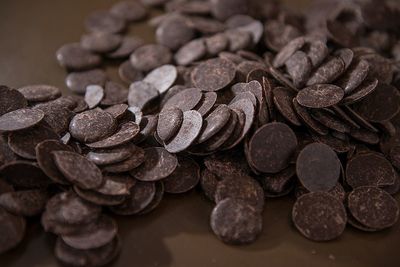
xmin=81 ymin=32 xmax=122 ymax=53
xmin=94 ymin=174 xmax=135 ymax=196
xmin=45 ymin=191 xmax=101 ymax=225
xmin=346 ymin=152 xmax=396 ymax=188
xmin=143 ymin=64 xmax=177 ymax=94
xmin=296 ymin=84 xmax=344 ymax=108
xmin=0 ymin=189 xmax=48 ymax=217
xmin=195 ymin=92 xmax=218 ymax=117
xmin=191 ymin=58 xmax=236 ymax=92
xmin=33 ymin=103 xmax=73 ymax=134
xmin=163 ymin=88 xmax=203 ymax=112
xmin=285 ymin=51 xmax=312 ymax=88
xmin=228 ymin=98 xmax=255 ymax=146
xmin=353 ymin=83 xmax=400 ymax=123
xmin=8 ymin=122 xmax=59 ymax=160
xmin=0 ymin=161 xmax=52 ymax=188
xmin=0 ymin=207 xmax=26 ymax=254
xmin=56 ymin=43 xmax=102 ymax=71
xmin=306 ymin=56 xmax=345 ymax=86
xmin=74 ymin=187 xmax=126 ymax=207
xmin=175 ymin=39 xmax=207 ymax=66
xmin=104 ymin=104 xmax=128 ymax=119
xmin=0 ymin=86 xmax=28 ymax=116
xmin=348 ymin=186 xmax=399 ymax=230
xmin=262 ymin=165 xmax=296 ymax=198
xmin=164 ymin=110 xmax=203 ymax=153
xmin=163 ymin=156 xmax=200 ymax=194
xmin=102 ymin=145 xmax=145 ymax=173
xmin=210 ymin=198 xmax=262 ymax=245
xmin=157 ymin=107 xmax=183 ymax=142
xmin=202 ymin=109 xmax=238 ymax=152
xmin=61 ymin=215 xmax=118 ymax=250
xmin=138 ymin=181 xmax=164 ymax=215
xmin=341 ymin=78 xmax=379 ymax=105
xmin=130 ymin=44 xmax=172 ymax=72
xmin=337 ymin=59 xmax=370 ymax=94
xmin=215 ymin=175 xmax=264 ymax=212
xmin=155 ymin=15 xmax=196 ymax=51
xmin=84 ymin=85 xmax=104 ymax=109
xmin=273 ymin=87 xmax=301 ymax=126
xmin=109 ymin=181 xmax=156 ymax=215
xmin=295 ymin=182 xmax=346 ymax=203
xmin=55 ymin=236 xmax=120 ymax=267
xmin=249 ymin=122 xmax=297 ymax=173
xmin=292 ymin=192 xmax=347 ymax=241
xmin=311 ymin=109 xmax=350 ymax=133
xmin=118 ymin=60 xmax=144 ymax=84
xmin=17 ymin=84 xmax=61 ymax=102
xmin=86 ymin=122 xmax=140 ymax=149
xmin=296 ymin=142 xmax=341 ymax=192
xmin=86 ymin=147 xmax=132 ymax=166
xmin=69 ymin=109 xmax=117 ymax=143
xmin=200 ymin=169 xmax=221 ymax=202
xmin=53 ymin=151 xmax=104 ymax=190
xmin=273 ymin=37 xmax=305 ymax=68
xmin=292 ymin=99 xmax=329 ymax=135
xmin=0 ymin=108 xmax=44 ymax=131
xmin=128 ymin=81 xmax=159 ymax=110
xmin=65 ymin=69 xmax=107 ymax=95
xmin=107 ymin=36 xmax=144 ymax=59
xmin=131 ymin=147 xmax=178 ymax=182
xmin=197 ymin=105 xmax=231 ymax=143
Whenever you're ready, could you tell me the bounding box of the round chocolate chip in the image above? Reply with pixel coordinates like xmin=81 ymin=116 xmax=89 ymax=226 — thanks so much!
xmin=131 ymin=147 xmax=178 ymax=182
xmin=164 ymin=110 xmax=203 ymax=153
xmin=157 ymin=107 xmax=183 ymax=142
xmin=215 ymin=175 xmax=264 ymax=212
xmin=53 ymin=151 xmax=104 ymax=190
xmin=65 ymin=69 xmax=107 ymax=95
xmin=0 ymin=108 xmax=44 ymax=132
xmin=69 ymin=109 xmax=117 ymax=143
xmin=36 ymin=140 xmax=74 ymax=184
xmin=346 ymin=152 xmax=396 ymax=188
xmin=55 ymin=236 xmax=120 ymax=267
xmin=0 ymin=86 xmax=28 ymax=116
xmin=56 ymin=43 xmax=102 ymax=71
xmin=292 ymin=192 xmax=347 ymax=241
xmin=163 ymin=88 xmax=203 ymax=111
xmin=110 ymin=181 xmax=156 ymax=215
xmin=86 ymin=122 xmax=140 ymax=149
xmin=249 ymin=122 xmax=298 ymax=173
xmin=61 ymin=215 xmax=118 ymax=250
xmin=130 ymin=44 xmax=172 ymax=72
xmin=17 ymin=85 xmax=61 ymax=102
xmin=163 ymin=156 xmax=200 ymax=194
xmin=348 ymin=186 xmax=399 ymax=230
xmin=210 ymin=198 xmax=262 ymax=245
xmin=0 ymin=207 xmax=26 ymax=254
xmin=81 ymin=32 xmax=122 ymax=53
xmin=296 ymin=84 xmax=344 ymax=108
xmin=296 ymin=142 xmax=341 ymax=192
xmin=191 ymin=58 xmax=236 ymax=92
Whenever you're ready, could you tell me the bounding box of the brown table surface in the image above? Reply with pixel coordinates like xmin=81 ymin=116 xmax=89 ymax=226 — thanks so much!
xmin=0 ymin=1 xmax=399 ymax=267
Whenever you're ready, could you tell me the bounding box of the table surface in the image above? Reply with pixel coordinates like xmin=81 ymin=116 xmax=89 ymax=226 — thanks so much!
xmin=0 ymin=1 xmax=399 ymax=267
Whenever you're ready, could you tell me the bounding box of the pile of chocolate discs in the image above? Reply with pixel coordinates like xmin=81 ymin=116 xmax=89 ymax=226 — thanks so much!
xmin=1 ymin=0 xmax=400 ymax=265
